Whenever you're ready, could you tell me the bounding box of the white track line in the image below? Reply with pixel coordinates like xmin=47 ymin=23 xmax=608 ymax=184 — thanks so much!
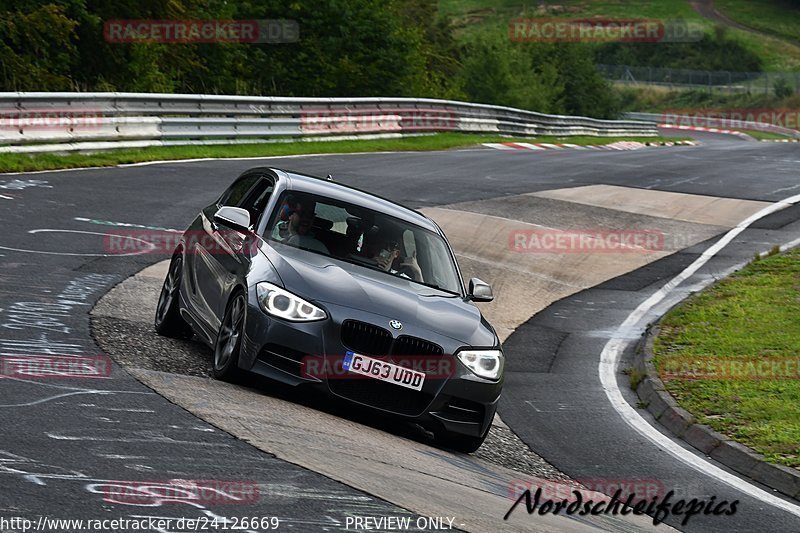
xmin=599 ymin=192 xmax=800 ymax=518
xmin=0 ymin=229 xmax=156 ymax=257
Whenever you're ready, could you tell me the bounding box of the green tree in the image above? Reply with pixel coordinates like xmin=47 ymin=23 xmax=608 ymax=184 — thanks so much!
xmin=553 ymin=44 xmax=621 ymax=119
xmin=0 ymin=0 xmax=621 ymax=119
xmin=596 ymin=25 xmax=763 ymax=72
xmin=455 ymin=31 xmax=619 ymax=117
xmin=774 ymin=77 xmax=793 ymax=98
xmin=457 ymin=32 xmax=562 ymax=113
xmin=0 ymin=3 xmax=78 ymax=90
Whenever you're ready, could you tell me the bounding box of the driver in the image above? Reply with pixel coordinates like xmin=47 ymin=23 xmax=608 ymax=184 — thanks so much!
xmin=370 ymin=239 xmax=423 ymax=282
xmin=272 ymin=196 xmax=329 ymax=254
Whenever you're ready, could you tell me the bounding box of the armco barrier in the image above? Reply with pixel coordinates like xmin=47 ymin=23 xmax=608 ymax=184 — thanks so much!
xmin=625 ymin=111 xmax=800 ymax=138
xmin=0 ymin=93 xmax=658 ymax=153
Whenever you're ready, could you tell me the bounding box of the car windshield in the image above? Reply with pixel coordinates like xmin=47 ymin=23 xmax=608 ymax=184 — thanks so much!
xmin=265 ymin=190 xmax=462 ymax=295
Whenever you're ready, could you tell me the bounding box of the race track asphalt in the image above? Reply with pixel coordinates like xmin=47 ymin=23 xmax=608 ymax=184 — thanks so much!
xmin=1 ymin=131 xmax=799 ymax=531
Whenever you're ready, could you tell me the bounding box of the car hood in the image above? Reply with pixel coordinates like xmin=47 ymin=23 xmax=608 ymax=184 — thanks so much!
xmin=258 ymin=243 xmax=497 ymax=347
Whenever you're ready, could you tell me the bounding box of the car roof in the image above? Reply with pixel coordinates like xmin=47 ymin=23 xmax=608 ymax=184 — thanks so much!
xmin=258 ymin=167 xmax=441 ymax=233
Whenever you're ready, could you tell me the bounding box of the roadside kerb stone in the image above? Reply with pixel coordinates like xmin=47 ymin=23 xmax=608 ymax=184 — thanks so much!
xmin=634 ymin=322 xmax=800 ymax=502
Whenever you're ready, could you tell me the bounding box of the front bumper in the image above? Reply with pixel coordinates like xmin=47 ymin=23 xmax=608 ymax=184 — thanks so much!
xmin=239 ymin=296 xmax=503 ymax=437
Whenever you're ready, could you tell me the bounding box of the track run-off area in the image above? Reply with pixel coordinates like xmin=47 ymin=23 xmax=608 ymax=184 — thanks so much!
xmin=1 ymin=129 xmax=799 ymax=532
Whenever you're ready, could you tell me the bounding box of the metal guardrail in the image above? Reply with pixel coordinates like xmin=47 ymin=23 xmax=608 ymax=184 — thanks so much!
xmin=625 ymin=112 xmax=800 ymax=138
xmin=0 ymin=93 xmax=659 ymax=153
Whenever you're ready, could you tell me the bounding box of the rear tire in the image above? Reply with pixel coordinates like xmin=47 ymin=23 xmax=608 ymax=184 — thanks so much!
xmin=154 ymin=254 xmax=193 ymax=338
xmin=212 ymin=292 xmax=246 ymax=382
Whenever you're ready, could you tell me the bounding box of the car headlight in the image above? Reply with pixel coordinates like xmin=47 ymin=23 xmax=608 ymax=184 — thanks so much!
xmin=256 ymin=282 xmax=326 ymax=322
xmin=457 ymin=349 xmax=504 ymax=380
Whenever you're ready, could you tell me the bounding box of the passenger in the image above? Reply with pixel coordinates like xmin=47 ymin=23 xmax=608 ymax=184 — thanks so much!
xmin=272 ymin=196 xmax=329 ymax=254
xmin=370 ymin=240 xmax=423 ymax=281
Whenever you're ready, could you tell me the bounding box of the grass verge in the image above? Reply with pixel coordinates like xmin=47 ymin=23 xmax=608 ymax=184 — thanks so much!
xmin=739 ymin=129 xmax=796 ymax=141
xmin=0 ymin=133 xmax=681 ymax=173
xmin=716 ymin=0 xmax=800 ymax=45
xmin=653 ymin=247 xmax=800 ymax=468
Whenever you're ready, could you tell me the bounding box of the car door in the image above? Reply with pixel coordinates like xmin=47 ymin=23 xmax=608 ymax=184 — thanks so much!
xmin=186 ymin=172 xmax=262 ymax=332
xmin=193 ymin=173 xmax=275 ymax=332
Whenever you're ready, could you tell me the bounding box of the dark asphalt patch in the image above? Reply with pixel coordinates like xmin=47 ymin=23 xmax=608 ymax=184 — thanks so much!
xmin=502 ymin=324 xmax=567 ymax=373
xmin=594 ymin=250 xmax=703 ymax=292
xmin=751 ymin=203 xmax=800 ymax=230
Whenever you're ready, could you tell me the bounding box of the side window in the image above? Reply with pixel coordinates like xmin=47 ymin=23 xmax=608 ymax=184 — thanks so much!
xmin=315 ymin=203 xmax=349 ymax=235
xmin=239 ymin=178 xmax=275 ymax=224
xmin=219 ymin=175 xmax=259 ymax=207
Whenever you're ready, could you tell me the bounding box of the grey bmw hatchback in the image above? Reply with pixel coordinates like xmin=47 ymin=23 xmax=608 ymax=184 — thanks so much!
xmin=155 ymin=167 xmax=503 ymax=452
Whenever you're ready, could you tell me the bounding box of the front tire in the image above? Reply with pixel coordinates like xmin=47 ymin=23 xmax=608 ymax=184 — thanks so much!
xmin=155 ymin=254 xmax=193 ymax=338
xmin=212 ymin=292 xmax=246 ymax=382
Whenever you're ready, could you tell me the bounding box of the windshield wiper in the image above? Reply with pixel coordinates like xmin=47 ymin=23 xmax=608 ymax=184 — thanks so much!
xmin=412 ymin=280 xmax=459 ymax=296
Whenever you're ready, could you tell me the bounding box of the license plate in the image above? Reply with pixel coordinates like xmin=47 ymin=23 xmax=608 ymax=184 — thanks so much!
xmin=342 ymin=351 xmax=425 ymax=391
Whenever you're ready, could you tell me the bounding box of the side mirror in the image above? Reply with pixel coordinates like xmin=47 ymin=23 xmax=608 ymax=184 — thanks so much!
xmin=468 ymin=277 xmax=493 ymax=302
xmin=214 ymin=206 xmax=251 ymax=232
